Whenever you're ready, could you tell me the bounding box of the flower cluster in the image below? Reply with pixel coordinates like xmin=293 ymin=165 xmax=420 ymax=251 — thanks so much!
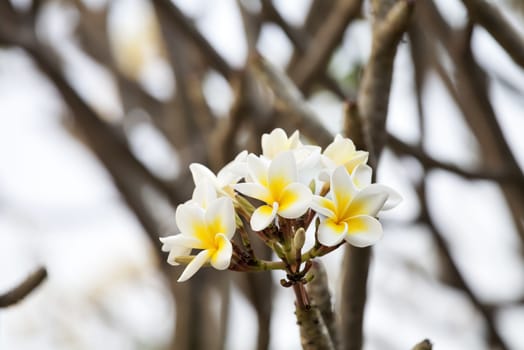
xmin=160 ymin=128 xmax=401 ymax=282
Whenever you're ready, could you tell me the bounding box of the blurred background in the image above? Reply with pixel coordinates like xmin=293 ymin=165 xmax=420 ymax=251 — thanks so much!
xmin=1 ymin=0 xmax=524 ymax=349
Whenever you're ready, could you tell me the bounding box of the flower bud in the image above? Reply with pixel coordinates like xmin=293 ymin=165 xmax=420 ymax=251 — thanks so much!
xmin=293 ymin=227 xmax=306 ymax=252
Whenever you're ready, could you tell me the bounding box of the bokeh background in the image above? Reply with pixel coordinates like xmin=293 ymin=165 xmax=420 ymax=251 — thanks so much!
xmin=1 ymin=0 xmax=524 ymax=349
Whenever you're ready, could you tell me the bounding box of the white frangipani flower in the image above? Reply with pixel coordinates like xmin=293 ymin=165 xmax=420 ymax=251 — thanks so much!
xmin=261 ymin=128 xmax=302 ymax=159
xmin=261 ymin=128 xmax=322 ymax=186
xmin=190 ymin=151 xmax=248 ymax=198
xmin=351 ymin=164 xmax=402 ymax=210
xmin=320 ymin=135 xmax=369 ymax=180
xmin=160 ymin=197 xmax=236 ymax=281
xmin=311 ymin=166 xmax=399 ymax=247
xmin=235 ymin=152 xmax=312 ymax=231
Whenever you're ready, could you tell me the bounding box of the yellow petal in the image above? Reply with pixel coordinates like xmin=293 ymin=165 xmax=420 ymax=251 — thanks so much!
xmin=317 ymin=219 xmax=347 ymax=247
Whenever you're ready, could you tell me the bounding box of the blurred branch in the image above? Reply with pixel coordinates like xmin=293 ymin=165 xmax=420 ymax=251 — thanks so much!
xmin=358 ymin=0 xmax=414 ymax=165
xmin=388 ymin=134 xmax=524 ymax=184
xmin=417 ymin=1 xmax=524 ymax=242
xmin=260 ymin=0 xmax=349 ymax=99
xmin=237 ymin=0 xmax=263 ymax=53
xmin=462 ymin=0 xmax=524 ymax=69
xmin=0 ymin=267 xmax=47 ymax=308
xmin=417 ymin=177 xmax=510 ymax=350
xmin=288 ymin=0 xmax=362 ymax=94
xmin=339 ymin=3 xmax=414 ymax=350
xmin=0 ymin=30 xmax=179 ymax=253
xmin=339 ymin=246 xmax=370 ymax=350
xmin=250 ymin=54 xmax=333 ymax=147
xmin=152 ymin=0 xmax=235 ymax=79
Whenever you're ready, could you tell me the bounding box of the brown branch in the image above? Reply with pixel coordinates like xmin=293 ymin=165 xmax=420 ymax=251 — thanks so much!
xmin=388 ymin=134 xmax=524 ymax=184
xmin=152 ymin=0 xmax=235 ymax=79
xmin=417 ymin=178 xmax=510 ymax=350
xmin=306 ymin=261 xmax=338 ymax=347
xmin=358 ymin=0 xmax=414 ymax=166
xmin=21 ymin=43 xmax=179 ymax=251
xmin=0 ymin=267 xmax=47 ymax=308
xmin=249 ymin=54 xmax=333 ymax=147
xmin=338 ymin=3 xmax=414 ymax=350
xmin=289 ymin=0 xmax=362 ymax=94
xmin=416 ymin=3 xmax=524 ymax=242
xmin=339 ymin=246 xmax=370 ymax=350
xmin=296 ymin=304 xmax=335 ymax=350
xmin=462 ymin=0 xmax=524 ymax=69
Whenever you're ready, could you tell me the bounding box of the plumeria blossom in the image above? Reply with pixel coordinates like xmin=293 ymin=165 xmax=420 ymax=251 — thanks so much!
xmin=235 ymin=151 xmax=312 ymax=231
xmin=160 ymin=128 xmax=401 ymax=287
xmin=261 ymin=128 xmax=302 ymax=159
xmin=189 ymin=151 xmax=248 ymax=198
xmin=351 ymin=164 xmax=402 ymax=210
xmin=311 ymin=166 xmax=398 ymax=247
xmin=320 ymin=134 xmax=369 ymax=181
xmin=160 ymin=197 xmax=236 ymax=281
xmin=261 ymin=128 xmax=322 ymax=186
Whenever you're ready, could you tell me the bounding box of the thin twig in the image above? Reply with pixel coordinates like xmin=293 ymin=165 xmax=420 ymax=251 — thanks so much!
xmin=0 ymin=267 xmax=47 ymax=308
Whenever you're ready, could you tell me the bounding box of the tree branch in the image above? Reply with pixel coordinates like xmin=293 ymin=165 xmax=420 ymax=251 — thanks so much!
xmin=462 ymin=0 xmax=524 ymax=69
xmin=0 ymin=267 xmax=47 ymax=308
xmin=152 ymin=0 xmax=235 ymax=79
xmin=358 ymin=0 xmax=414 ymax=166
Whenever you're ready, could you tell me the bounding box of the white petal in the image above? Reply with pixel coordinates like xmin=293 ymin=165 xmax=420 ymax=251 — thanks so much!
xmin=247 ymin=154 xmax=269 ymax=186
xmin=250 ymin=203 xmax=278 ymax=231
xmin=191 ymin=180 xmax=217 ymax=209
xmin=234 ymin=183 xmax=271 ymax=203
xmin=217 ymin=151 xmax=248 ymax=187
xmin=345 ymin=215 xmax=383 ymax=247
xmin=268 ymin=151 xmax=297 ymax=195
xmin=311 ymin=196 xmax=336 ymax=218
xmin=167 ymin=247 xmax=192 ymax=265
xmin=277 ymin=183 xmax=312 ymax=218
xmin=352 ymin=164 xmax=372 ymax=189
xmin=331 ymin=166 xmax=357 ymax=216
xmin=343 ymin=151 xmax=369 ymax=174
xmin=317 ymin=219 xmax=347 ymax=247
xmin=160 ymin=235 xmax=201 ymax=251
xmin=378 ymin=185 xmax=402 ymax=210
xmin=289 ymin=130 xmax=301 ymax=148
xmin=175 ymin=203 xmax=205 ymax=237
xmin=177 ymin=250 xmax=211 ymax=282
xmin=262 ymin=128 xmax=288 ymax=158
xmin=210 ymin=234 xmax=233 ymax=270
xmin=205 ymin=197 xmax=236 ymax=239
xmin=190 ymin=163 xmax=219 ymax=188
xmin=348 ymin=185 xmax=389 ymax=217
xmin=323 ymin=136 xmax=356 ymax=165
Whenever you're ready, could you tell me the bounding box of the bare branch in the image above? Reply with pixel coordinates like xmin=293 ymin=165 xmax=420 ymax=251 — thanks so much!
xmin=0 ymin=267 xmax=47 ymax=308
xmin=289 ymin=0 xmax=362 ymax=94
xmin=388 ymin=134 xmax=524 ymax=184
xmin=358 ymin=0 xmax=414 ymax=165
xmin=249 ymin=54 xmax=333 ymax=147
xmin=306 ymin=261 xmax=338 ymax=347
xmin=152 ymin=0 xmax=235 ymax=79
xmin=462 ymin=0 xmax=524 ymax=69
